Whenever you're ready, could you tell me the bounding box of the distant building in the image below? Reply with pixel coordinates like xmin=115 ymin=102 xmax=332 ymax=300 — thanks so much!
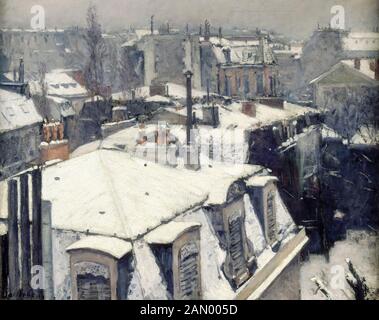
xmin=301 ymin=29 xmax=379 ymax=86
xmin=0 ymin=88 xmax=42 ymax=180
xmin=310 ymin=62 xmax=379 ymax=140
xmin=200 ymin=35 xmax=278 ymax=98
xmin=121 ymin=33 xmax=201 ymax=90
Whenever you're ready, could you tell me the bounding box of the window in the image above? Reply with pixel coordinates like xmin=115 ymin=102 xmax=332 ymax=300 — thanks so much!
xmin=146 ymin=221 xmax=201 ymax=300
xmin=77 ymin=272 xmax=111 ymax=300
xmin=256 ymin=73 xmax=264 ymax=95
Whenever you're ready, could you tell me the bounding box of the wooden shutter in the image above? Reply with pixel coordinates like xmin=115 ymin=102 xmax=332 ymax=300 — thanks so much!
xmin=267 ymin=191 xmax=276 ymax=242
xmin=178 ymin=242 xmax=199 ymax=299
xmin=228 ymin=213 xmax=246 ymax=274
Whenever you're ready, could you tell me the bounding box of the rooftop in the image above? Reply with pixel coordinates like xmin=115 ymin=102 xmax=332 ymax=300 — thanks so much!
xmin=0 ymin=88 xmax=43 ymax=133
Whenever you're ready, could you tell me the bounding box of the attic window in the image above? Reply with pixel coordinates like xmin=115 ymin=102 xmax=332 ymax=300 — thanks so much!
xmin=146 ymin=221 xmax=201 ymax=300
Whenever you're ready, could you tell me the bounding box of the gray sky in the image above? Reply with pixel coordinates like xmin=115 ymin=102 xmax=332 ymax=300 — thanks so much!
xmin=1 ymin=0 xmax=378 ymax=38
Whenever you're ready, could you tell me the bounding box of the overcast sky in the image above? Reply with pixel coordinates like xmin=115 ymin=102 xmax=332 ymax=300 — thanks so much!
xmin=1 ymin=0 xmax=378 ymax=38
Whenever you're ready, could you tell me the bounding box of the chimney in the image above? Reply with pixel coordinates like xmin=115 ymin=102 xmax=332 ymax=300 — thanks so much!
xmin=241 ymin=100 xmax=256 ymax=117
xmin=204 ymin=19 xmax=210 ymax=41
xmin=202 ymin=103 xmax=219 ymax=127
xmin=223 ymin=47 xmax=232 ymax=64
xmin=184 ymin=70 xmax=200 ymax=170
xmin=354 ymin=58 xmax=361 ymax=70
xmin=218 ymin=27 xmax=222 ymax=41
xmin=150 ymin=15 xmax=154 ymax=35
xmin=184 ymin=70 xmax=193 ymax=146
xmin=18 ymin=58 xmax=24 ymax=83
xmin=199 ymin=24 xmax=202 ymax=36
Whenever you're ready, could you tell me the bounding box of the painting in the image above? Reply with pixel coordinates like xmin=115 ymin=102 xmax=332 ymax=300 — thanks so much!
xmin=0 ymin=0 xmax=378 ymax=303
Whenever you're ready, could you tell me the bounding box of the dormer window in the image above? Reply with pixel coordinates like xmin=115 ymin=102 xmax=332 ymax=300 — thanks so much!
xmin=66 ymin=236 xmax=133 ymax=300
xmin=247 ymin=176 xmax=279 ymax=246
xmin=145 ymin=221 xmax=201 ymax=300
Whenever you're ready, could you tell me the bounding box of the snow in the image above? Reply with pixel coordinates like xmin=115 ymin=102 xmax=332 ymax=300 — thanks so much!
xmin=0 ymin=221 xmax=7 ymax=236
xmin=146 ymin=95 xmax=170 ymax=103
xmin=275 ymin=190 xmax=296 ymax=240
xmin=301 ymin=230 xmax=378 ymax=300
xmin=246 ymin=175 xmax=278 ymax=187
xmin=342 ymin=32 xmax=379 ymax=51
xmin=42 ymin=149 xmax=261 ymax=240
xmin=66 ymin=235 xmax=132 ymax=259
xmin=29 ymin=69 xmax=88 ymax=99
xmin=351 ymin=125 xmax=379 ymax=145
xmin=0 ymin=88 xmax=42 ymax=133
xmin=130 ymin=239 xmax=170 ymax=299
xmin=243 ymin=194 xmax=267 ymax=255
xmin=145 ymin=221 xmax=201 ymax=244
xmin=166 ymin=83 xmax=206 ymax=99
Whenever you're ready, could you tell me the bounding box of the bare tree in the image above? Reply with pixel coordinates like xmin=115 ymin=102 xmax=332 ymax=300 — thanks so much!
xmin=34 ymin=62 xmax=50 ymax=120
xmin=321 ymin=86 xmax=379 ymax=144
xmin=84 ymin=5 xmax=106 ymax=97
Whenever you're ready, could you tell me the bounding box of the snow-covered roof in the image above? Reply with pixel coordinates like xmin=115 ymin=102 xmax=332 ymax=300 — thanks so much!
xmin=145 ymin=221 xmax=201 ymax=244
xmin=342 ymin=32 xmax=379 ymax=52
xmin=309 ymin=62 xmax=379 ymax=86
xmin=66 ymin=235 xmax=132 ymax=259
xmin=29 ymin=69 xmax=88 ymax=99
xmin=0 ymin=88 xmax=43 ymax=133
xmin=42 ymin=149 xmax=261 ymax=240
xmin=145 ymin=95 xmax=171 ymax=103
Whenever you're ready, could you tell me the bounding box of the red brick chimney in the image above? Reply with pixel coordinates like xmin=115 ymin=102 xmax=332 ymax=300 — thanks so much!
xmin=241 ymin=100 xmax=256 ymax=117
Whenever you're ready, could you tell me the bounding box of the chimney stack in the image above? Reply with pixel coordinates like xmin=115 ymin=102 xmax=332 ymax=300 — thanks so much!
xmin=18 ymin=58 xmax=24 ymax=83
xmin=241 ymin=100 xmax=256 ymax=117
xmin=204 ymin=19 xmax=210 ymax=41
xmin=150 ymin=15 xmax=154 ymax=35
xmin=354 ymin=58 xmax=361 ymax=70
xmin=223 ymin=47 xmax=232 ymax=64
xmin=184 ymin=70 xmax=193 ymax=146
xmin=218 ymin=27 xmax=222 ymax=41
xmin=184 ymin=70 xmax=200 ymax=170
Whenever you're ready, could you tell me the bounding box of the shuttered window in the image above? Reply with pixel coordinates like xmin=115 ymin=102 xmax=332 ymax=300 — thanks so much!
xmin=267 ymin=191 xmax=276 ymax=242
xmin=228 ymin=213 xmax=246 ymax=274
xmin=178 ymin=242 xmax=199 ymax=299
xmin=77 ymin=274 xmax=111 ymax=300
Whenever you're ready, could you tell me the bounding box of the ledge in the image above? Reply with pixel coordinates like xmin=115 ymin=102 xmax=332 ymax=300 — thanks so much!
xmin=235 ymin=227 xmax=308 ymax=300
